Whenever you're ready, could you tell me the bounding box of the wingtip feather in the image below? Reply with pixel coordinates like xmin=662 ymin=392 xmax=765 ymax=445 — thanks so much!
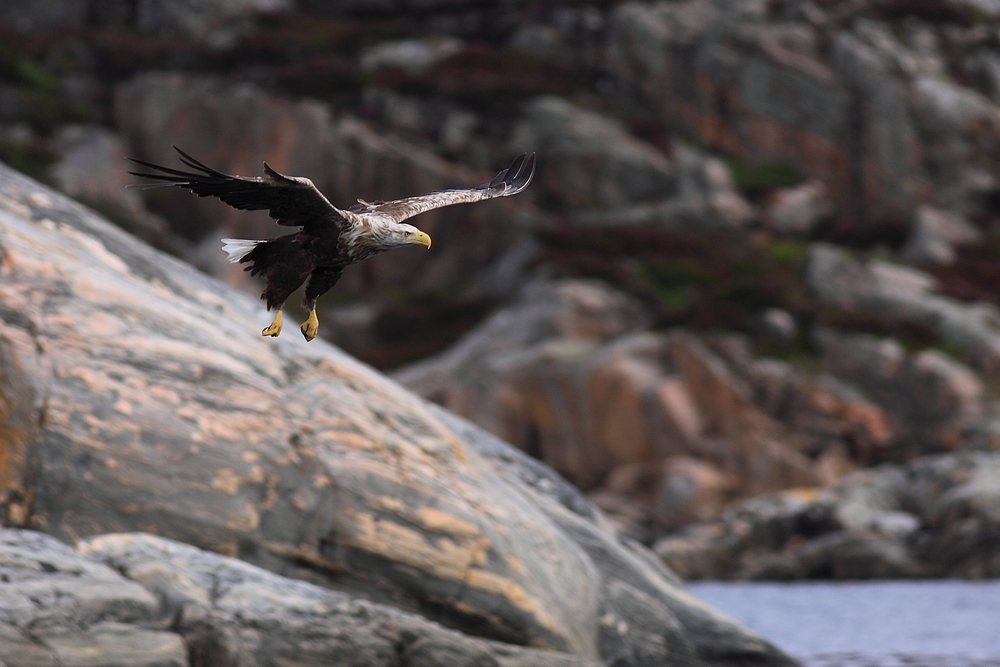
xmin=510 ymin=152 xmax=535 ymax=192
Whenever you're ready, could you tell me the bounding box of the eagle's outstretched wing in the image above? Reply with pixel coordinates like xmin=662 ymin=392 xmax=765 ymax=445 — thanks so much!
xmin=367 ymin=153 xmax=535 ymax=223
xmin=127 ymin=146 xmax=345 ymax=233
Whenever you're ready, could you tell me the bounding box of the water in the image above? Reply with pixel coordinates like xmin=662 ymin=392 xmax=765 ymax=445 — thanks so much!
xmin=689 ymin=580 xmax=1000 ymax=667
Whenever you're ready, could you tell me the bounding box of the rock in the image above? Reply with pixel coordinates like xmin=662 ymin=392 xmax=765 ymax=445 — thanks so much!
xmin=913 ymin=76 xmax=1000 ymax=213
xmin=508 ymin=24 xmax=574 ymax=65
xmin=395 ymin=279 xmax=650 ymax=431
xmin=901 ymin=204 xmax=982 ymax=266
xmin=608 ymin=2 xmax=854 ymax=211
xmin=588 ymin=485 xmax=654 ymax=542
xmin=655 ymin=457 xmax=737 ymax=531
xmin=0 ymin=86 xmax=25 ymax=121
xmin=694 ymin=329 xmax=979 ymax=465
xmin=77 ymin=531 xmax=599 ymax=667
xmin=654 ymin=489 xmax=835 ymax=580
xmin=439 ymin=109 xmax=479 ymax=156
xmin=509 ymin=97 xmax=752 ymax=230
xmin=136 ymin=0 xmax=293 ymax=48
xmin=0 ymin=0 xmax=290 ymax=46
xmin=47 ymin=125 xmax=174 ymax=252
xmin=0 ymin=0 xmax=87 ymax=31
xmin=0 ymin=529 xmax=186 ymax=667
xmin=765 ymin=180 xmax=831 ymax=237
xmin=510 ymin=96 xmax=677 ymax=212
xmin=590 ymin=456 xmax=738 ymax=541
xmin=753 ymin=308 xmax=798 ymax=345
xmin=397 ymin=283 xmax=818 ymax=527
xmin=655 ymin=452 xmax=1000 ymax=580
xmin=806 ymin=243 xmax=937 ymax=307
xmin=833 ymin=28 xmax=924 ymax=219
xmin=0 ymin=525 xmax=609 ymax=667
xmin=783 ymin=373 xmax=894 ymax=463
xmin=812 ymin=327 xmax=907 ymax=391
xmin=797 ymin=324 xmax=988 ymax=459
xmin=360 ymin=37 xmax=464 ymax=74
xmin=895 ymin=350 xmax=984 ymax=449
xmin=398 ymin=280 xmax=657 ymax=489
xmin=806 ymin=243 xmax=1000 ymax=371
xmin=0 ymin=162 xmax=797 ymax=667
xmin=607 ymin=0 xmax=1000 ymax=225
xmin=666 ymin=333 xmax=818 ymax=494
xmin=815 ymin=328 xmax=983 ymax=453
xmin=700 ymin=154 xmax=756 ymax=229
xmin=965 ymin=49 xmax=1000 ymax=103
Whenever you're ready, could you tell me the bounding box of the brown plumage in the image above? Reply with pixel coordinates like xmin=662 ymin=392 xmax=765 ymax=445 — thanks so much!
xmin=128 ymin=147 xmax=535 ymax=341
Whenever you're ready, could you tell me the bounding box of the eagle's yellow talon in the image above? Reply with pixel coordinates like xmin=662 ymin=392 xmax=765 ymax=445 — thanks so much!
xmin=301 ymin=309 xmax=319 ymax=342
xmin=262 ymin=310 xmax=283 ymax=337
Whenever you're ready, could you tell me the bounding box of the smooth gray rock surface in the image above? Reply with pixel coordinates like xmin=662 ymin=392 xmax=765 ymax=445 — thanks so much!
xmin=0 ymin=529 xmax=186 ymax=667
xmin=78 ymin=531 xmax=597 ymax=667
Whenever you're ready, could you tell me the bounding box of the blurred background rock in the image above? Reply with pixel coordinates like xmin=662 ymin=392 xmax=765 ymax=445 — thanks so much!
xmin=2 ymin=0 xmax=1000 ymax=580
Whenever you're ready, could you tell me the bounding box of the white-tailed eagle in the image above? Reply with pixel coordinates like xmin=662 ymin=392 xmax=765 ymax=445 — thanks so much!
xmin=129 ymin=148 xmax=535 ymax=341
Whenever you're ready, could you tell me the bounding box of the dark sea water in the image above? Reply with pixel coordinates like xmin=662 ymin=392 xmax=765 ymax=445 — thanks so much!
xmin=689 ymin=580 xmax=1000 ymax=667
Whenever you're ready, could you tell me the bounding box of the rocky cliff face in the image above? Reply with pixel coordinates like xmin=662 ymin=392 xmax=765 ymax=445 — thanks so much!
xmin=4 ymin=0 xmax=1000 ymax=585
xmin=0 ymin=163 xmax=797 ymax=665
xmin=608 ymin=0 xmax=1000 ymax=226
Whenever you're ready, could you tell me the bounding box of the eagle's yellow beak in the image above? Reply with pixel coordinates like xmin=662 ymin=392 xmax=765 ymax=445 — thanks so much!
xmin=408 ymin=231 xmax=432 ymax=249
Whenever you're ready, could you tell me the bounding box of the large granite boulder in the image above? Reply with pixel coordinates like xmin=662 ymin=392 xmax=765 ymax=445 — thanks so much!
xmin=0 ymin=162 xmax=797 ymax=665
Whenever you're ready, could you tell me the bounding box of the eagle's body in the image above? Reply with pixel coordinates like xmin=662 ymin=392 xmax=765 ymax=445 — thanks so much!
xmin=129 ymin=148 xmax=535 ymax=340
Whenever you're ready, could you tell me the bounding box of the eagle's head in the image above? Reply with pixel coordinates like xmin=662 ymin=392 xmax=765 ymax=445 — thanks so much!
xmin=383 ymin=223 xmax=432 ymax=250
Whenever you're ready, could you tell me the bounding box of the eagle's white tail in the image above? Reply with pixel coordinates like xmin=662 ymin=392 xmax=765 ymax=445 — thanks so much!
xmin=221 ymin=238 xmax=261 ymax=263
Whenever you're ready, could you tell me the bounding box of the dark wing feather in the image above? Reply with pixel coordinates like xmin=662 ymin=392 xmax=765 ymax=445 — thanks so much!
xmin=372 ymin=153 xmax=535 ymax=223
xmin=128 ymin=146 xmax=345 ymax=233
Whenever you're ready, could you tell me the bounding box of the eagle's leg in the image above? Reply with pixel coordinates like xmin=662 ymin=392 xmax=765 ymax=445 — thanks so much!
xmin=300 ymin=309 xmax=319 ymax=342
xmin=262 ymin=309 xmax=283 ymax=337
xmin=299 ymin=266 xmax=345 ymax=343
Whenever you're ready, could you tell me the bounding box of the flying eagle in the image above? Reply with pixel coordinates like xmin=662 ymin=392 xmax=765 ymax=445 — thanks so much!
xmin=129 ymin=148 xmax=535 ymax=341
